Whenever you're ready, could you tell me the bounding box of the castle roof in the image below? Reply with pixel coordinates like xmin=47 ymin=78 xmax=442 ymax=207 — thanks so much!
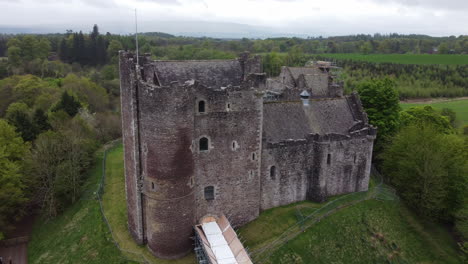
xmin=263 ymin=97 xmax=357 ymax=142
xmin=151 ymin=60 xmax=243 ymax=88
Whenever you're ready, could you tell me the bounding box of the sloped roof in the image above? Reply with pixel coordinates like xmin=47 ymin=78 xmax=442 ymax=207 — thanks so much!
xmin=263 ymin=98 xmax=357 ymax=142
xmin=287 ymin=67 xmax=321 ymax=81
xmin=151 ymin=60 xmax=243 ymax=88
xmin=303 ymin=74 xmax=328 ymax=96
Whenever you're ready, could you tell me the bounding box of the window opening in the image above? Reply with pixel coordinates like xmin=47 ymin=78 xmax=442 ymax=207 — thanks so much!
xmin=270 ymin=166 xmax=276 ymax=180
xmin=204 ymin=186 xmax=214 ymax=200
xmin=198 ymin=100 xmax=206 ymax=113
xmin=199 ymin=137 xmax=209 ymax=151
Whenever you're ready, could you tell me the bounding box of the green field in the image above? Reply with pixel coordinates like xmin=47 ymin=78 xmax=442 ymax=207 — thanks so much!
xmin=400 ymin=99 xmax=468 ymax=126
xmin=320 ymin=53 xmax=468 ymax=65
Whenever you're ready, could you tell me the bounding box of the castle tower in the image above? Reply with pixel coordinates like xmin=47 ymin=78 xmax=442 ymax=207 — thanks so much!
xmin=119 ymin=52 xmax=263 ymax=259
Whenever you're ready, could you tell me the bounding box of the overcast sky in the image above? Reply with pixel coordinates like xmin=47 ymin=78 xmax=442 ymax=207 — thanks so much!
xmin=1 ymin=0 xmax=467 ymax=37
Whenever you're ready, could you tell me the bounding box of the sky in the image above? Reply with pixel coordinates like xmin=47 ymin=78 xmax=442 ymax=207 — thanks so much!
xmin=0 ymin=0 xmax=467 ymax=37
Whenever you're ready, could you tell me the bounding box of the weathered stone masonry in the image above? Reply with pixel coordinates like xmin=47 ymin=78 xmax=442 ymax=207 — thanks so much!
xmin=119 ymin=52 xmax=376 ymax=259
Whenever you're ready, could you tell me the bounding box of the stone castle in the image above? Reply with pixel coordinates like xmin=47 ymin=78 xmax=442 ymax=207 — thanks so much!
xmin=119 ymin=52 xmax=376 ymax=259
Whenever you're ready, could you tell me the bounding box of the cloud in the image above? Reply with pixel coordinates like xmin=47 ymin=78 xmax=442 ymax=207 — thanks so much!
xmin=136 ymin=0 xmax=181 ymax=5
xmin=369 ymin=0 xmax=468 ymax=10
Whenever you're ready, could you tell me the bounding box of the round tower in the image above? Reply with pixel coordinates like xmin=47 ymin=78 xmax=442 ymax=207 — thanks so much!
xmin=137 ymin=71 xmax=196 ymax=259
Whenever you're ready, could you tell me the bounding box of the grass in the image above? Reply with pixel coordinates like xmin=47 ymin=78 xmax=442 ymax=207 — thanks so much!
xmin=28 ymin=147 xmax=128 ymax=264
xmin=101 ymin=143 xmax=196 ymax=264
xmin=400 ymin=98 xmax=468 ymax=126
xmin=243 ymin=200 xmax=462 ymax=264
xmin=318 ymin=53 xmax=468 ymax=65
xmin=28 ymin=143 xmax=463 ymax=264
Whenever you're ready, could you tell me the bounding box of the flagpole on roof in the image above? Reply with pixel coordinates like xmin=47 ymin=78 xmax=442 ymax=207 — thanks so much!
xmin=135 ymin=8 xmax=139 ymax=65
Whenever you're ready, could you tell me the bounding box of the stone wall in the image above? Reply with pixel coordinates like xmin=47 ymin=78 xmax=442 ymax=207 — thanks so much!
xmin=260 ymin=132 xmax=375 ymax=210
xmin=193 ymin=85 xmax=263 ymax=227
xmin=260 ymin=140 xmax=312 ymax=210
xmin=119 ymin=52 xmax=145 ymax=245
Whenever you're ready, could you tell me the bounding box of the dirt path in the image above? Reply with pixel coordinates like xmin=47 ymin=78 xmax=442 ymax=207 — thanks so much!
xmin=400 ymin=96 xmax=468 ymax=104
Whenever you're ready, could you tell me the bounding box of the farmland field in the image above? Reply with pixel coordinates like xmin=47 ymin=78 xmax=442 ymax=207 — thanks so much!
xmin=319 ymin=53 xmax=468 ymax=65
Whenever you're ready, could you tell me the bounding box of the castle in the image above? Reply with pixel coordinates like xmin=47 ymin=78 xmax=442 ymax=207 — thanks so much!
xmin=119 ymin=52 xmax=376 ymax=259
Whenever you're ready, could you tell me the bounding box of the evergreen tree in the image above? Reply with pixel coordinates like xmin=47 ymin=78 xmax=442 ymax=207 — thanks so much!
xmin=52 ymin=91 xmax=81 ymax=117
xmin=32 ymin=108 xmax=51 ymax=133
xmin=58 ymin=39 xmax=69 ymax=62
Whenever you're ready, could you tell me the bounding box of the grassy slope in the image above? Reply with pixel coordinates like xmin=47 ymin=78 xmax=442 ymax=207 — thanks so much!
xmin=28 ymin=148 xmax=128 ymax=264
xmin=28 ymin=144 xmax=462 ymax=264
xmin=241 ymin=200 xmax=461 ymax=264
xmin=319 ymin=53 xmax=468 ymax=65
xmin=102 ymin=144 xmax=195 ymax=264
xmin=400 ymin=99 xmax=468 ymax=126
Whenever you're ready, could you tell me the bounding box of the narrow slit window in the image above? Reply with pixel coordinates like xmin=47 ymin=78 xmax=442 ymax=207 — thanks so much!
xmin=151 ymin=182 xmax=155 ymax=190
xmin=232 ymin=141 xmax=238 ymax=150
xmin=198 ymin=100 xmax=206 ymax=113
xmin=252 ymin=152 xmax=256 ymax=161
xmin=327 ymin=154 xmax=331 ymax=165
xmin=199 ymin=137 xmax=209 ymax=151
xmin=204 ymin=186 xmax=214 ymax=200
xmin=270 ymin=166 xmax=276 ymax=180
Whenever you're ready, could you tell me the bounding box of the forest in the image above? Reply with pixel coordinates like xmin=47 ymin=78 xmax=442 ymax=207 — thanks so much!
xmin=0 ymin=25 xmax=466 ymax=260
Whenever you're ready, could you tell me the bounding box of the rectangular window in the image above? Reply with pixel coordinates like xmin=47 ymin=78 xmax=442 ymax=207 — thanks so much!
xmin=327 ymin=154 xmax=331 ymax=165
xmin=204 ymin=186 xmax=214 ymax=200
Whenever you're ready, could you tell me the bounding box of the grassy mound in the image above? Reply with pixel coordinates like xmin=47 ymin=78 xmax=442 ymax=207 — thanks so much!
xmin=28 ymin=147 xmax=127 ymax=264
xmin=240 ymin=199 xmax=461 ymax=264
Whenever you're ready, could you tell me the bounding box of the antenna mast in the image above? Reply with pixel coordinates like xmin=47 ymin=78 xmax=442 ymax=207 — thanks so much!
xmin=135 ymin=8 xmax=139 ymax=65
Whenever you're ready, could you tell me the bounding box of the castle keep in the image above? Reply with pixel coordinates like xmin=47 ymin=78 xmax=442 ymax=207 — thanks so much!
xmin=119 ymin=52 xmax=376 ymax=259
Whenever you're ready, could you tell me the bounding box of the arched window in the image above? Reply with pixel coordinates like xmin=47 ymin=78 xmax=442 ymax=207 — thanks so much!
xmin=199 ymin=137 xmax=209 ymax=151
xmin=204 ymin=186 xmax=214 ymax=200
xmin=270 ymin=166 xmax=276 ymax=180
xmin=198 ymin=100 xmax=206 ymax=113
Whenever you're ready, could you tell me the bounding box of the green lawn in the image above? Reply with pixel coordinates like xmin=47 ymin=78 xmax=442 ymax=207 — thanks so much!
xmin=320 ymin=53 xmax=468 ymax=65
xmin=28 ymin=147 xmax=128 ymax=264
xmin=242 ymin=200 xmax=462 ymax=264
xmin=400 ymin=99 xmax=468 ymax=126
xmin=102 ymin=144 xmax=196 ymax=264
xmin=28 ymin=143 xmax=463 ymax=264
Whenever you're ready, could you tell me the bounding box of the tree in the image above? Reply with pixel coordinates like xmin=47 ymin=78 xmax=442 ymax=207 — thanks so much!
xmin=357 ymin=78 xmax=400 ymax=152
xmin=438 ymin=43 xmax=449 ymax=54
xmin=27 ymin=124 xmax=96 ymax=217
xmin=440 ymin=108 xmax=457 ymax=127
xmin=7 ymin=46 xmax=22 ymax=67
xmin=0 ymin=119 xmax=30 ymax=237
xmin=36 ymin=38 xmax=51 ymax=60
xmin=20 ymin=35 xmax=39 ymax=61
xmin=107 ymin=40 xmax=123 ymax=63
xmin=52 ymin=91 xmax=82 ymax=117
xmin=400 ymin=106 xmax=453 ymax=134
xmin=5 ymin=103 xmax=36 ymax=141
xmin=382 ymin=124 xmax=467 ymax=220
xmin=360 ymin=42 xmax=373 ymax=55
xmin=32 ymin=108 xmax=51 ymax=133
